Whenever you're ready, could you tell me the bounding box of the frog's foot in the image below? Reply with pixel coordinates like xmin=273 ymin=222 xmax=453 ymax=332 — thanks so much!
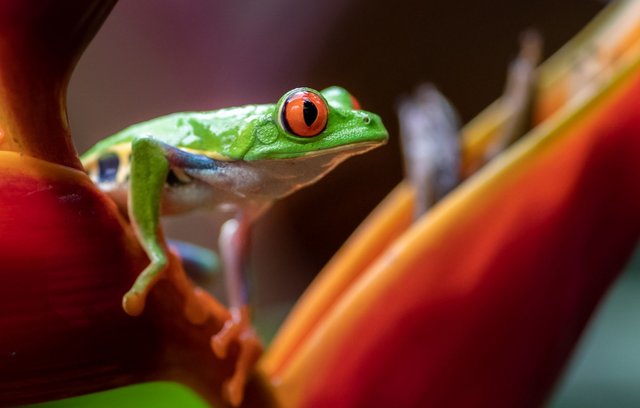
xmin=222 ymin=330 xmax=262 ymax=406
xmin=211 ymin=306 xmax=263 ymax=406
xmin=122 ymin=290 xmax=147 ymax=317
xmin=122 ymin=259 xmax=167 ymax=316
xmin=211 ymin=306 xmax=251 ymax=358
xmin=122 ymin=250 xmax=210 ymax=323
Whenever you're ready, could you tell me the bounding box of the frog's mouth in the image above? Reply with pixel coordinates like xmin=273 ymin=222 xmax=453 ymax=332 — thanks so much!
xmin=300 ymin=139 xmax=386 ymax=159
xmin=251 ymin=138 xmax=387 ymax=198
xmin=288 ymin=140 xmax=387 ymax=176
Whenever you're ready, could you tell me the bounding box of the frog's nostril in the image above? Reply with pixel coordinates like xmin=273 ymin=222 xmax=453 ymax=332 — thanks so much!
xmin=363 ymin=115 xmax=371 ymax=125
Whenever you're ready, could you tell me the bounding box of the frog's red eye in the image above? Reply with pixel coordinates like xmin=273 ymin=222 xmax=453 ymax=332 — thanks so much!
xmin=350 ymin=95 xmax=362 ymax=110
xmin=281 ymin=90 xmax=328 ymax=138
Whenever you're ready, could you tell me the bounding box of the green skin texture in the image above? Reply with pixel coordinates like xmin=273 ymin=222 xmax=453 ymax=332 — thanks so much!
xmin=81 ymin=86 xmax=388 ymax=315
xmin=83 ymin=87 xmax=386 ymax=161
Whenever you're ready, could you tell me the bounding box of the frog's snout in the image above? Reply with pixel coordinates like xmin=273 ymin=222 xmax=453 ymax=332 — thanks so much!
xmin=359 ymin=112 xmax=389 ymax=144
xmin=355 ymin=110 xmax=373 ymax=125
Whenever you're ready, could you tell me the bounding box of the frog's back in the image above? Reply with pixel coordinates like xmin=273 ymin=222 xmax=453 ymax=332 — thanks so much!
xmin=82 ymin=104 xmax=274 ymax=162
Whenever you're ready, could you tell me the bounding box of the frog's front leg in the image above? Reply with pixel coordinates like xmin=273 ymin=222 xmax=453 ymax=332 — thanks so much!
xmin=123 ymin=136 xmax=208 ymax=321
xmin=122 ymin=136 xmax=172 ymax=316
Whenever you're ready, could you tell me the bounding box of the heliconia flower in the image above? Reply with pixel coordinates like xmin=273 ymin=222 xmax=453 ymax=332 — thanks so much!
xmin=1 ymin=1 xmax=640 ymax=408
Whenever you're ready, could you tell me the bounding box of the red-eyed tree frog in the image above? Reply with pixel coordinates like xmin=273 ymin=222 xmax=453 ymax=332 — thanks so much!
xmin=81 ymin=86 xmax=388 ymax=405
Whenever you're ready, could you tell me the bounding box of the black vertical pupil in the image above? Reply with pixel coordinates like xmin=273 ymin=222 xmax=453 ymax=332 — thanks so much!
xmin=98 ymin=153 xmax=119 ymax=182
xmin=303 ymin=99 xmax=318 ymax=127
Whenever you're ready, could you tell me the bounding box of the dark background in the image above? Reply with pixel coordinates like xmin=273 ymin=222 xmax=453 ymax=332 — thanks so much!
xmin=68 ymin=1 xmax=640 ymax=406
xmin=68 ymin=0 xmax=604 ymax=303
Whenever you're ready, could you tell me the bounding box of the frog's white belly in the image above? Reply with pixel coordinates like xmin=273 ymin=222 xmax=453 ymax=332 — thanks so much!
xmin=97 ymin=142 xmax=377 ymax=218
xmin=102 ymin=178 xmax=267 ymax=217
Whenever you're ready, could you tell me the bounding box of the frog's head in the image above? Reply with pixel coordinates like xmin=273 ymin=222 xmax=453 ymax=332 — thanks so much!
xmin=244 ymin=87 xmax=388 ymax=162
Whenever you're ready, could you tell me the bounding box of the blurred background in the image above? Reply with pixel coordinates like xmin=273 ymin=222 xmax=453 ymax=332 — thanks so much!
xmin=67 ymin=1 xmax=640 ymax=406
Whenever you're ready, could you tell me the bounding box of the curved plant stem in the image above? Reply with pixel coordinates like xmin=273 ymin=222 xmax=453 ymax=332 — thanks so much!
xmin=0 ymin=0 xmax=117 ymax=169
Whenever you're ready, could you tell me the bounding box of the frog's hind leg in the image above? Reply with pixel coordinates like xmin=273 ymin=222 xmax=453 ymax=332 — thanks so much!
xmin=212 ymin=211 xmax=265 ymax=406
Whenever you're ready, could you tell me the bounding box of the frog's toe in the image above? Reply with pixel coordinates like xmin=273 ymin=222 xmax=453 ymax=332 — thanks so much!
xmin=223 ymin=376 xmax=245 ymax=407
xmin=211 ymin=318 xmax=242 ymax=358
xmin=122 ymin=290 xmax=146 ymax=316
xmin=210 ymin=305 xmax=260 ymax=358
xmin=210 ymin=307 xmax=263 ymax=406
xmin=122 ymin=259 xmax=168 ymax=317
xmin=222 ymin=330 xmax=263 ymax=407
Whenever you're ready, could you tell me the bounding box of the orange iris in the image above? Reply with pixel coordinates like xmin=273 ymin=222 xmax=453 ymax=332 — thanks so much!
xmin=282 ymin=91 xmax=328 ymax=137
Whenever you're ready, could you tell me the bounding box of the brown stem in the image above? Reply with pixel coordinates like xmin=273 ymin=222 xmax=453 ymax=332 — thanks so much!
xmin=0 ymin=0 xmax=117 ymax=169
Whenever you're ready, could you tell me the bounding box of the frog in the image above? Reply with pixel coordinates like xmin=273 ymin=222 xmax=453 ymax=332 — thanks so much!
xmin=81 ymin=86 xmax=388 ymax=405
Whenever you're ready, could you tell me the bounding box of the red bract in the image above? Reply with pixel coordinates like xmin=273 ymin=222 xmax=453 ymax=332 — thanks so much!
xmin=0 ymin=2 xmax=248 ymax=407
xmin=0 ymin=154 xmax=149 ymax=403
